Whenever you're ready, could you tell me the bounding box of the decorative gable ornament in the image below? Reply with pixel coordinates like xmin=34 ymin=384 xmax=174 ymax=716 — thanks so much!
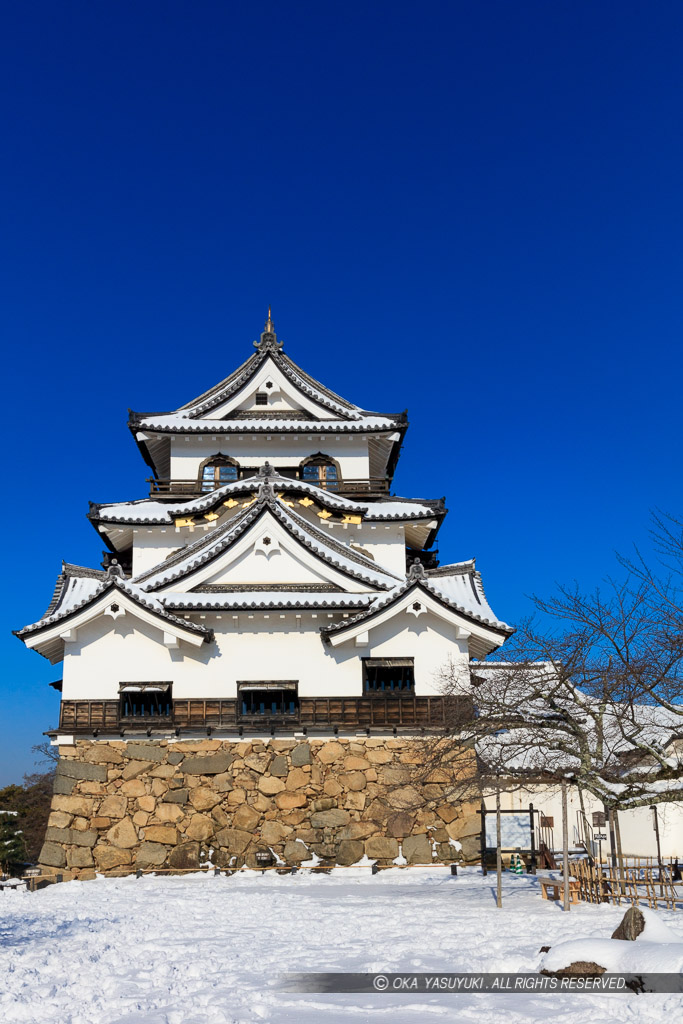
xmin=407 ymin=558 xmax=426 ymax=581
xmin=406 ymin=600 xmax=426 ymax=619
xmin=254 ymin=533 xmax=281 ymax=559
xmin=253 ymin=308 xmax=283 ymax=353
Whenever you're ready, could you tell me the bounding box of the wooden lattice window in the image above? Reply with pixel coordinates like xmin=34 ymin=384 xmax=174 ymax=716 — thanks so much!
xmin=362 ymin=659 xmax=415 ymax=695
xmin=238 ymin=682 xmax=299 ymax=717
xmin=119 ymin=683 xmax=172 ymax=719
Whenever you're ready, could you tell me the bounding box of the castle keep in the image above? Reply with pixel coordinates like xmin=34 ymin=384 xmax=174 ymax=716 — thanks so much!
xmin=16 ymin=312 xmax=511 ymax=876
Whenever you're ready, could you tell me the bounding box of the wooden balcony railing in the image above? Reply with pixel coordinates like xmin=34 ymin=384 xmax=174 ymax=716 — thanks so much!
xmin=147 ymin=477 xmax=391 ymax=498
xmin=58 ymin=696 xmax=464 ymax=734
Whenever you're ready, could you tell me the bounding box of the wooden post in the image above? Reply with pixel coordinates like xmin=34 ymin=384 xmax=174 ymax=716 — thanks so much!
xmin=480 ymin=800 xmax=487 ymax=877
xmin=528 ymin=802 xmax=537 ymax=874
xmin=613 ymin=809 xmax=626 ymax=897
xmin=651 ymin=805 xmax=664 ymax=899
xmin=561 ymin=778 xmax=570 ymax=912
xmin=496 ymin=780 xmax=502 ymax=908
xmin=606 ymin=805 xmax=618 ymax=873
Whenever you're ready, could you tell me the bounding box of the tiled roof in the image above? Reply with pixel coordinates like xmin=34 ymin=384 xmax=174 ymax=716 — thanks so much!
xmin=130 ymin=320 xmax=405 ymax=427
xmin=177 ymin=348 xmax=357 ymax=420
xmin=321 ymin=561 xmax=513 ymax=639
xmin=130 ymin=412 xmax=404 ymax=434
xmin=159 ymin=591 xmax=375 ymax=611
xmin=14 ymin=569 xmax=212 ymax=641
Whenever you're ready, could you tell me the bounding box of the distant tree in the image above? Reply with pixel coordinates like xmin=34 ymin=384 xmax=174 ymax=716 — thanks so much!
xmin=0 ymin=809 xmax=27 ymax=875
xmin=31 ymin=741 xmax=60 ymax=765
xmin=0 ymin=752 xmax=56 ymax=865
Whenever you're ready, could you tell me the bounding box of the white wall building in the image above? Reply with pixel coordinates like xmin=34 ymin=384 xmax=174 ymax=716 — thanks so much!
xmin=16 ymin=312 xmax=512 ymax=739
xmin=16 ymin=312 xmax=680 ymax=862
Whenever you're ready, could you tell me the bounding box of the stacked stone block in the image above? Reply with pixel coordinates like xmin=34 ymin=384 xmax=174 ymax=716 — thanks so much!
xmin=39 ymin=738 xmax=482 ymax=879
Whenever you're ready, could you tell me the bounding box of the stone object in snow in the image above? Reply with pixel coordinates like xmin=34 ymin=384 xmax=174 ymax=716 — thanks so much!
xmin=541 ymin=961 xmax=606 ymax=977
xmin=611 ymin=906 xmax=646 ymax=941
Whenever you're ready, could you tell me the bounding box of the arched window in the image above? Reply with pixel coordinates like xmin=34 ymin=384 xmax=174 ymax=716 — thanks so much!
xmin=299 ymin=454 xmax=340 ymax=490
xmin=198 ymin=455 xmax=239 ymax=492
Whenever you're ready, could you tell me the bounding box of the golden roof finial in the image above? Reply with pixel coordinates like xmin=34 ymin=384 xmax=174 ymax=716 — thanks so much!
xmin=254 ymin=306 xmax=282 ymax=351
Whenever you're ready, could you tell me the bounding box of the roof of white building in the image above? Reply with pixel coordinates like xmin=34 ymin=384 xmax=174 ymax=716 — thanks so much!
xmin=131 ymin=412 xmax=405 ymax=434
xmin=14 ymin=564 xmax=212 ymax=643
xmin=131 ymin=484 xmax=403 ymax=592
xmin=321 ymin=558 xmax=513 ymax=642
xmin=159 ymin=590 xmax=375 ymax=611
xmin=129 ymin=313 xmax=407 ymax=432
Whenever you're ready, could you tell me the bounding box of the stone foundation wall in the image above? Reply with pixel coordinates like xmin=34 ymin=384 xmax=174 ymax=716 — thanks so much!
xmin=38 ymin=738 xmax=482 ymax=879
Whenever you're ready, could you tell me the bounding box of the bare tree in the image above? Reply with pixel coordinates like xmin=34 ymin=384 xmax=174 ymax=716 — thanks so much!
xmin=32 ymin=742 xmax=60 ymax=766
xmin=427 ymin=512 xmax=683 ymax=813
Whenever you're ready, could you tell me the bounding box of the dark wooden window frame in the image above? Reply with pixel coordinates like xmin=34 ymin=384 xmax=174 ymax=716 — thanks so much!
xmin=119 ymin=682 xmax=173 ymax=721
xmin=362 ymin=658 xmax=415 ymax=695
xmin=237 ymin=681 xmax=299 ymax=719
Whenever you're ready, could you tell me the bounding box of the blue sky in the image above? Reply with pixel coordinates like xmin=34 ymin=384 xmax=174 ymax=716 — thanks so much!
xmin=2 ymin=1 xmax=682 ymax=784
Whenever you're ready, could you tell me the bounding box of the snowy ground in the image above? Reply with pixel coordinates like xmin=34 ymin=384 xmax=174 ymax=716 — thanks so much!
xmin=1 ymin=867 xmax=681 ymax=1024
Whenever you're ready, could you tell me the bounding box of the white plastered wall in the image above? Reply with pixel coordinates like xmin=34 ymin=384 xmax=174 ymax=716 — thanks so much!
xmin=61 ymin=606 xmax=468 ymax=702
xmin=131 ymin=530 xmax=184 ymax=577
xmin=169 ymin=434 xmax=370 ymax=481
xmin=486 ymin=781 xmax=683 ymax=859
xmin=129 ymin=517 xmax=407 ymax=583
xmin=354 ymin=523 xmax=406 ymax=577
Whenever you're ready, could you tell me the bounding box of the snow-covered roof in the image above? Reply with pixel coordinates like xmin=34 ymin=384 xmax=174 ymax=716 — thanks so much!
xmin=321 ymin=559 xmax=513 ymax=645
xmin=159 ymin=591 xmax=375 ymax=611
xmin=131 ymin=486 xmax=402 ymax=592
xmin=129 ymin=315 xmax=406 ymax=431
xmin=14 ymin=566 xmax=212 ymax=651
xmin=471 ymin=662 xmax=683 ymax=795
xmin=90 ymin=471 xmax=444 ymax=526
xmin=131 ymin=412 xmax=404 ymax=434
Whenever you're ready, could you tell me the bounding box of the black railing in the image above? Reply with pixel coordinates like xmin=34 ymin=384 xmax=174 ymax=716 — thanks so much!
xmin=147 ymin=476 xmax=391 ymax=498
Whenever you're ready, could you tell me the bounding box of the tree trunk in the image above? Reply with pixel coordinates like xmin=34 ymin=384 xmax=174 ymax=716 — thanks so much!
xmin=614 ymin=809 xmax=626 ymax=896
xmin=561 ymin=778 xmax=570 ymax=911
xmin=496 ymin=781 xmax=502 ymax=908
xmin=606 ymin=805 xmax=618 ymax=872
xmin=577 ymin=786 xmax=594 ymax=865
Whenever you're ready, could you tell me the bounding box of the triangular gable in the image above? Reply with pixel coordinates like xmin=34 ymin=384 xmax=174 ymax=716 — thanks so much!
xmin=189 ymin=512 xmax=380 ymax=590
xmin=149 ymin=316 xmax=369 ymax=422
xmin=15 ymin=579 xmax=209 ymax=665
xmin=322 ymin=580 xmax=512 ymax=658
xmin=203 ymin=356 xmax=346 ymax=422
xmin=133 ymin=495 xmax=401 ymax=595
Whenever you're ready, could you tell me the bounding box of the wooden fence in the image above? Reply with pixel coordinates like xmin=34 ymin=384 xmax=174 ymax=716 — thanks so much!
xmin=571 ymin=857 xmax=682 ymax=911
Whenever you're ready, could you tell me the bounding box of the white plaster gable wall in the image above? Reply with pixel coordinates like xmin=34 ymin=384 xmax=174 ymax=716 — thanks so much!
xmin=326 ymin=588 xmax=502 ymax=658
xmin=490 ymin=782 xmax=683 ymax=860
xmin=61 ymin=607 xmax=467 ymax=702
xmin=132 ymin=512 xmax=411 ymax=583
xmin=169 ymin=434 xmax=370 ymax=481
xmin=150 ymin=512 xmax=388 ymax=593
xmin=201 ymin=359 xmax=340 ymax=420
xmin=201 ymin=536 xmax=344 ymax=588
